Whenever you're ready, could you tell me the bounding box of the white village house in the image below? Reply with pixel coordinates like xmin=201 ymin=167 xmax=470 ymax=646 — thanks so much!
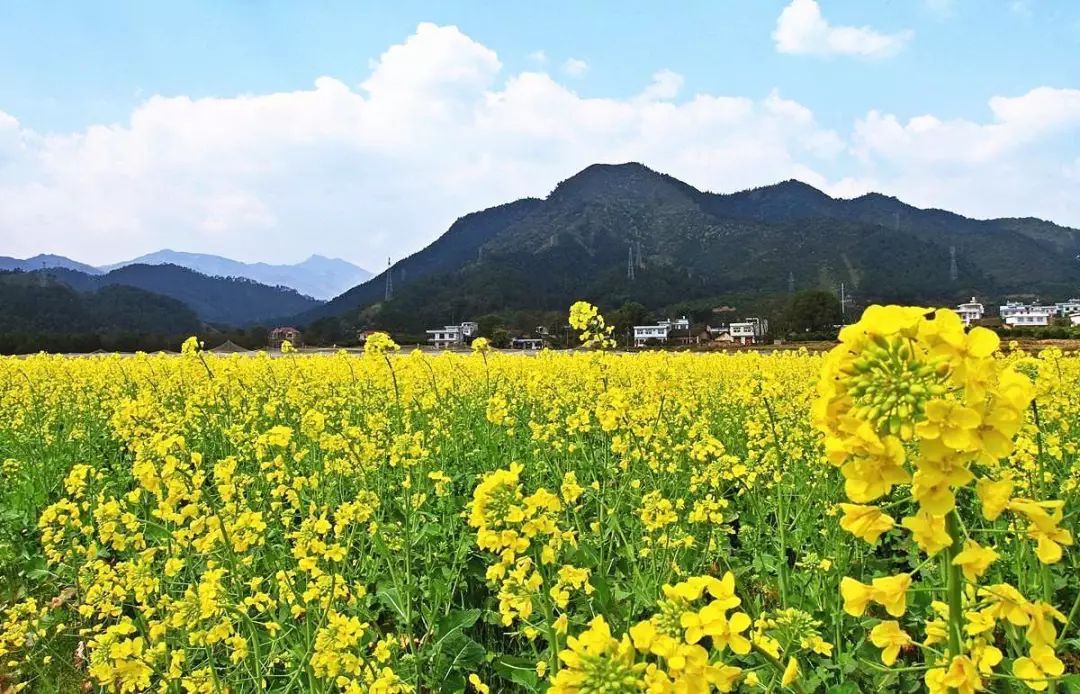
xmin=1055 ymin=299 xmax=1080 ymax=318
xmin=707 ymin=317 xmax=768 ymax=345
xmin=956 ymin=298 xmax=984 ymax=327
xmin=999 ymin=302 xmax=1054 ymax=327
xmin=633 ymin=316 xmax=689 ymax=347
xmin=632 ymin=324 xmax=669 ymax=346
xmin=728 ymin=322 xmax=756 ymax=344
xmin=426 ymin=321 xmax=478 ymax=349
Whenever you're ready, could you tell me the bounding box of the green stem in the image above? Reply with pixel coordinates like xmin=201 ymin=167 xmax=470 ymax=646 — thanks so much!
xmin=1057 ymin=577 xmax=1080 ymax=647
xmin=751 ymin=642 xmax=807 ymax=694
xmin=944 ymin=510 xmax=964 ymax=661
xmin=762 ymin=397 xmax=790 ymax=608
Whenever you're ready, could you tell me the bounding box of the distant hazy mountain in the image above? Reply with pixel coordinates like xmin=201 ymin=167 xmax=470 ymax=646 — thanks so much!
xmin=0 ymin=254 xmax=102 ymax=275
xmin=102 ymin=250 xmax=371 ymax=300
xmin=292 ymin=162 xmax=1080 ymax=333
xmin=29 ymin=264 xmax=323 ymax=326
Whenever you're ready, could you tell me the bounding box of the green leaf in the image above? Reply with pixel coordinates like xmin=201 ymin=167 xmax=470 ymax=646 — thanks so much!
xmin=440 ymin=673 xmax=467 ymax=694
xmin=433 ymin=608 xmax=481 ymax=652
xmin=493 ymin=654 xmax=540 ymax=692
xmin=435 ymin=632 xmax=486 ymax=680
xmin=376 ymin=587 xmax=409 ymax=624
xmin=826 ymin=683 xmax=861 ymax=694
xmin=21 ymin=556 xmax=48 ymax=581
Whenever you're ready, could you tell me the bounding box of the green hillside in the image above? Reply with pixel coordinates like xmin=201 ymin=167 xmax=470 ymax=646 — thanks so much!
xmin=294 ymin=163 xmax=1080 ymax=337
xmin=33 ymin=263 xmax=322 ymax=326
xmin=0 ymin=271 xmax=203 ymax=352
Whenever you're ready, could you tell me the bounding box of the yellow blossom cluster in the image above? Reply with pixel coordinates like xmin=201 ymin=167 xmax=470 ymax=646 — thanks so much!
xmin=815 ymin=305 xmax=1075 ymax=691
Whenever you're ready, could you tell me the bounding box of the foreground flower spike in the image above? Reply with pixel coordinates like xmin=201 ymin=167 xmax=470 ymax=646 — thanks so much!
xmin=364 ymin=331 xmax=399 ymax=355
xmin=568 ymin=301 xmax=616 ymax=349
xmin=815 ymin=304 xmax=1071 ymax=689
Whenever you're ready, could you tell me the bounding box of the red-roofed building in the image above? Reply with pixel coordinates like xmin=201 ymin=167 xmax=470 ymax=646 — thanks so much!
xmin=269 ymin=326 xmax=302 ymax=350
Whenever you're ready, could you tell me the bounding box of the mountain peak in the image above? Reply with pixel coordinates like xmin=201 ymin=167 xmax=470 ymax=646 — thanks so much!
xmin=575 ymin=161 xmax=656 ymax=177
xmin=549 ymin=162 xmax=695 ymax=204
xmin=745 ymin=179 xmax=831 ymax=200
xmin=95 ymin=250 xmax=371 ymax=300
xmin=0 ymin=253 xmax=102 ymax=275
xmin=852 ymin=191 xmax=902 ymax=205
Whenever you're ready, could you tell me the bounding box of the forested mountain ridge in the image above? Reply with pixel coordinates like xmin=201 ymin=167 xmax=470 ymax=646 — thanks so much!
xmin=22 ymin=264 xmax=323 ymax=326
xmin=2 ymin=250 xmax=371 ymax=300
xmin=0 ymin=271 xmax=201 ymax=335
xmin=295 ymin=163 xmax=1080 ymax=336
xmin=0 ymin=254 xmax=102 ymax=275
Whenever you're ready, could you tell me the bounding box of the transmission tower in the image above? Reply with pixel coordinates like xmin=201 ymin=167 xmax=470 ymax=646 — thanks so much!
xmin=627 ymin=244 xmax=635 ymax=281
xmin=384 ymin=257 xmax=393 ymax=301
xmin=788 ymin=271 xmax=795 ymax=293
xmin=949 ymin=245 xmax=959 ymax=282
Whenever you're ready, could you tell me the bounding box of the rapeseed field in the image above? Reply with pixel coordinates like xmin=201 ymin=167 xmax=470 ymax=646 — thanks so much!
xmin=1 ymin=304 xmax=1077 ymax=692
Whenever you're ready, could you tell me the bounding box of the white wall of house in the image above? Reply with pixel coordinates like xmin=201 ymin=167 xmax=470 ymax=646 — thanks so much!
xmin=728 ymin=322 xmax=756 ymax=344
xmin=427 ymin=324 xmax=465 ymax=348
xmin=1055 ymin=300 xmax=1080 ymax=317
xmin=633 ymin=324 xmax=670 ymax=346
xmin=1000 ymin=303 xmax=1054 ymax=326
xmin=956 ymin=298 xmax=984 ymax=326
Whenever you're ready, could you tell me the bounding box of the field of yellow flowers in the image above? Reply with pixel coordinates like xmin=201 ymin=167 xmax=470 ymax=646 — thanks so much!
xmin=1 ymin=304 xmax=1078 ymax=693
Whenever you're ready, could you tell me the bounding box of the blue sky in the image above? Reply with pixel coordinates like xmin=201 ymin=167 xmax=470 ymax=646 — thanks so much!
xmin=4 ymin=1 xmax=1077 ymax=133
xmin=1 ymin=1 xmax=1079 ymax=267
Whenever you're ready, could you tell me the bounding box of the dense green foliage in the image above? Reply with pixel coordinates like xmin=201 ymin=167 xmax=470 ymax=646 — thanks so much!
xmin=0 ymin=272 xmax=200 ymax=333
xmin=0 ymin=272 xmax=285 ymax=354
xmin=778 ymin=290 xmax=844 ymax=335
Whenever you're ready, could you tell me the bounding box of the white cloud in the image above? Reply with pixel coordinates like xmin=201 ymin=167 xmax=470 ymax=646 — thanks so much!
xmin=847 ymin=87 xmax=1080 ymax=224
xmin=852 ymin=87 xmax=1080 ymax=165
xmin=561 ymin=58 xmax=588 ymax=77
xmin=773 ymin=0 xmax=912 ymax=58
xmin=923 ymin=0 xmax=955 ymax=19
xmin=639 ymin=70 xmax=684 ymax=101
xmin=0 ymin=22 xmax=1078 ymax=272
xmin=527 ymin=50 xmax=548 ymax=65
xmin=0 ymin=25 xmax=838 ymax=267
